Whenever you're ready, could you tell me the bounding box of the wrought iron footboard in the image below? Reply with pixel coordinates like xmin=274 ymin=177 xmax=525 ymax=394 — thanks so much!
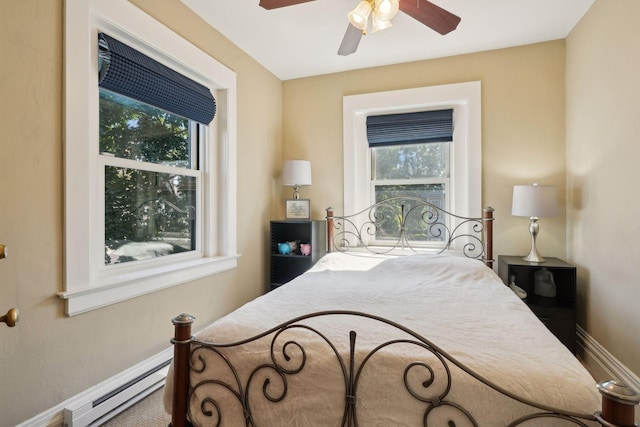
xmin=172 ymin=311 xmax=604 ymax=427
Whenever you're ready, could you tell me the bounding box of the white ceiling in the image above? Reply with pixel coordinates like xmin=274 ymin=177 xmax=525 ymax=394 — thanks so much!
xmin=182 ymin=0 xmax=594 ymax=81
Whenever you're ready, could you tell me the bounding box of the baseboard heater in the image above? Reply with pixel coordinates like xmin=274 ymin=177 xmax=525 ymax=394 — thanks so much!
xmin=63 ymin=350 xmax=172 ymax=426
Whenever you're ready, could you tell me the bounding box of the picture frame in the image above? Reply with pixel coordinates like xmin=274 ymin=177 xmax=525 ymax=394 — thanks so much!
xmin=285 ymin=199 xmax=311 ymax=220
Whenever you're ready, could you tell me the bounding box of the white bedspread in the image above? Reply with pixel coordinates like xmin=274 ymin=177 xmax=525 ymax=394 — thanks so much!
xmin=165 ymin=253 xmax=601 ymax=426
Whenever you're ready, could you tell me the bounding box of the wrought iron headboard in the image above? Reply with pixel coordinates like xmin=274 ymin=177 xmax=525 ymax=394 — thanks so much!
xmin=326 ymin=197 xmax=494 ymax=268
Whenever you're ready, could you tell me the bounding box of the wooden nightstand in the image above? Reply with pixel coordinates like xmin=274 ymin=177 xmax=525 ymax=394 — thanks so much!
xmin=498 ymin=255 xmax=577 ymax=354
xmin=270 ymin=220 xmax=326 ymax=291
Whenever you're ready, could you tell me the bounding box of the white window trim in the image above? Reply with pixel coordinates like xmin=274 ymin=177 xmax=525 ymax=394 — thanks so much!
xmin=60 ymin=0 xmax=238 ymax=316
xmin=343 ymin=81 xmax=482 ymax=220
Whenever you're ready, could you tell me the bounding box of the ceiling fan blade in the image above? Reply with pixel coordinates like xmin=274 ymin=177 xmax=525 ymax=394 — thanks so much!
xmin=338 ymin=24 xmax=363 ymax=56
xmin=259 ymin=0 xmax=315 ymax=10
xmin=399 ymin=0 xmax=461 ymax=35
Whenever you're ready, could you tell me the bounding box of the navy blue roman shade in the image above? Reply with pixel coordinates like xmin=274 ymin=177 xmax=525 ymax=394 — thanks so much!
xmin=366 ymin=109 xmax=453 ymax=147
xmin=98 ymin=32 xmax=216 ymax=124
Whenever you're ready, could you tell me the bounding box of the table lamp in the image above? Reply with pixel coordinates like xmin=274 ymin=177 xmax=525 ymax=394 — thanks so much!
xmin=512 ymin=183 xmax=558 ymax=263
xmin=282 ymin=160 xmax=312 ymax=199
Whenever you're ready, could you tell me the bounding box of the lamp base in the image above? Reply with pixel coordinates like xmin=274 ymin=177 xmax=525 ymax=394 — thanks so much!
xmin=523 ymin=217 xmax=545 ymax=263
xmin=523 ymin=250 xmax=545 ymax=263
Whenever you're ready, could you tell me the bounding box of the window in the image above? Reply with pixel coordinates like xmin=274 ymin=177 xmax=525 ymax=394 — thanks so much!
xmin=61 ymin=0 xmax=238 ymax=316
xmin=343 ymin=82 xmax=481 ymax=248
xmin=368 ymin=110 xmax=453 ymax=244
xmin=96 ymin=30 xmax=215 ymax=266
xmin=100 ymin=88 xmax=199 ymax=265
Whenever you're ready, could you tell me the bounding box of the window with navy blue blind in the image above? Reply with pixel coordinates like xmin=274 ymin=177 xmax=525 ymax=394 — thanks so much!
xmin=367 ymin=109 xmax=453 ymax=244
xmin=63 ymin=0 xmax=239 ymax=316
xmin=98 ymin=33 xmax=209 ymax=266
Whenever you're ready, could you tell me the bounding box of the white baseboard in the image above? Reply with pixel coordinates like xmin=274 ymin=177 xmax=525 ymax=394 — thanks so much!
xmin=576 ymin=325 xmax=640 ymax=423
xmin=16 ymin=347 xmax=172 ymax=427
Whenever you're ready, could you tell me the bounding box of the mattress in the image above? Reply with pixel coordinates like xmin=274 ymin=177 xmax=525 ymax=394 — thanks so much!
xmin=164 ymin=252 xmax=601 ymax=426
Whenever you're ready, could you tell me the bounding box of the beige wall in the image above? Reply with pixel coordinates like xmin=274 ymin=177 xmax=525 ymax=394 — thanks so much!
xmin=0 ymin=1 xmax=282 ymax=425
xmin=6 ymin=0 xmax=637 ymax=424
xmin=283 ymin=41 xmax=568 ymax=260
xmin=566 ymin=0 xmax=640 ymax=377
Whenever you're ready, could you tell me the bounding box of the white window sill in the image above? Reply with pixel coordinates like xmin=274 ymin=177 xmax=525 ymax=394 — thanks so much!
xmin=58 ymin=255 xmax=240 ymax=316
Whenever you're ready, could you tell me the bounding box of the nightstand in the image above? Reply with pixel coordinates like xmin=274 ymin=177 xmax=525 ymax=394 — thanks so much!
xmin=270 ymin=220 xmax=326 ymax=291
xmin=498 ymin=255 xmax=577 ymax=353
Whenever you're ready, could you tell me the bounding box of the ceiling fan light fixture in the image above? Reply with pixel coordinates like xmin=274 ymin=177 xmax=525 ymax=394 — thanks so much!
xmin=348 ymin=0 xmax=372 ymax=31
xmin=371 ymin=14 xmax=393 ymax=32
xmin=374 ymin=0 xmax=399 ymax=21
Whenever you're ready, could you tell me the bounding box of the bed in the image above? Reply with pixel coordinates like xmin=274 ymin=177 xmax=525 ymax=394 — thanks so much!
xmin=165 ymin=198 xmax=639 ymax=426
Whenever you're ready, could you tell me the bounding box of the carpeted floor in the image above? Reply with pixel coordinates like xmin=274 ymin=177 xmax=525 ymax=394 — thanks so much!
xmin=100 ymin=387 xmax=170 ymax=426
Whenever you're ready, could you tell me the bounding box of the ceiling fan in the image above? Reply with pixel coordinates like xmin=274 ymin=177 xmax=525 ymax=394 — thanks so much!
xmin=258 ymin=0 xmax=461 ymax=56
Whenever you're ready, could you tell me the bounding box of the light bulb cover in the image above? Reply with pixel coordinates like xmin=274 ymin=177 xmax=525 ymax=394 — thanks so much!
xmin=348 ymin=0 xmax=372 ymax=30
xmin=371 ymin=14 xmax=393 ymax=32
xmin=374 ymin=0 xmax=399 ymax=21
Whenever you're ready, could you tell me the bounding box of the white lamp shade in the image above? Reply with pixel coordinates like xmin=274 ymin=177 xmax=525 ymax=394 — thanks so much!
xmin=282 ymin=160 xmax=312 ymax=187
xmin=512 ymin=184 xmax=558 ymax=218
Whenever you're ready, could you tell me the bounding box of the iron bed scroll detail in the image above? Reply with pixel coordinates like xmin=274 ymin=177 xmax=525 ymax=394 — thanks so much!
xmin=325 ymin=197 xmax=494 ymax=268
xmin=172 ymin=311 xmax=612 ymax=427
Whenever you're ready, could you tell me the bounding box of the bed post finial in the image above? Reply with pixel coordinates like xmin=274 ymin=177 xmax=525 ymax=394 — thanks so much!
xmin=482 ymin=207 xmax=494 ymax=269
xmin=326 ymin=207 xmax=334 ymax=253
xmin=171 ymin=313 xmax=195 ymax=427
xmin=595 ymin=379 xmax=640 ymax=427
